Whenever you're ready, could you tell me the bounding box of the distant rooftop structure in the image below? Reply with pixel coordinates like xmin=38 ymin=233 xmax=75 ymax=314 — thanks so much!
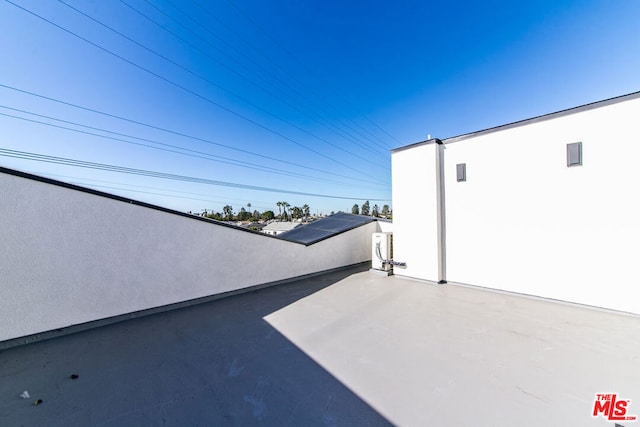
xmin=238 ymin=221 xmax=266 ymax=231
xmin=278 ymin=212 xmax=377 ymax=245
xmin=261 ymin=221 xmax=301 ymax=236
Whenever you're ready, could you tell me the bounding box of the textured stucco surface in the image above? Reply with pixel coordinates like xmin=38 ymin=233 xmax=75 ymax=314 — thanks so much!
xmin=391 ymin=142 xmax=439 ymax=282
xmin=0 ymin=171 xmax=377 ymax=342
xmin=392 ymin=94 xmax=640 ymax=314
xmin=443 ymin=96 xmax=640 ymax=313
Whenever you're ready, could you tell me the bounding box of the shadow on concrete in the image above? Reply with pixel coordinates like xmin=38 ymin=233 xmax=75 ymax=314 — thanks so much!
xmin=0 ymin=264 xmax=392 ymax=426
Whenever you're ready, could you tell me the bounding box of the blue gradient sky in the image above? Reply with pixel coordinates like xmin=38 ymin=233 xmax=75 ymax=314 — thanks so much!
xmin=1 ymin=0 xmax=639 ymax=215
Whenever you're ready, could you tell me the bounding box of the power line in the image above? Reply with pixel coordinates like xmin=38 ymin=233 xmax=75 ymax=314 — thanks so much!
xmin=208 ymin=0 xmax=394 ymax=153
xmin=160 ymin=0 xmax=392 ymax=157
xmin=0 ymin=109 xmax=299 ymax=180
xmin=40 ymin=172 xmax=276 ymax=211
xmin=224 ymin=0 xmax=401 ymax=147
xmin=74 ymin=184 xmax=272 ymax=213
xmin=115 ymin=0 xmax=390 ymax=165
xmin=0 ymin=105 xmax=387 ymax=189
xmin=5 ymin=0 xmax=386 ymax=182
xmin=0 ymin=83 xmax=386 ymax=185
xmin=61 ymin=0 xmax=385 ymax=162
xmin=41 ymin=177 xmax=355 ymax=215
xmin=0 ymin=148 xmax=391 ymax=202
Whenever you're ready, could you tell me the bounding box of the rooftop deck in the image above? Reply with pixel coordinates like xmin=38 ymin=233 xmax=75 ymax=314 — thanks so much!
xmin=1 ymin=265 xmax=638 ymax=426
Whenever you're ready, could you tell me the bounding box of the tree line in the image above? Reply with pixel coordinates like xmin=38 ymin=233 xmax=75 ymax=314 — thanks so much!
xmin=191 ymin=201 xmax=311 ymax=222
xmin=351 ymin=201 xmax=391 ymax=218
xmin=189 ymin=200 xmax=391 ymax=222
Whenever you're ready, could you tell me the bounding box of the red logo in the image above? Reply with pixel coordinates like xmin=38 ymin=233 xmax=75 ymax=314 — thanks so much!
xmin=593 ymin=393 xmax=637 ymax=422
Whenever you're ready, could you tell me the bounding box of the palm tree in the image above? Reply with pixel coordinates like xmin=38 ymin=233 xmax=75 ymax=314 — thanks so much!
xmin=223 ymin=205 xmax=233 ymax=221
xmin=282 ymin=202 xmax=290 ymax=221
xmin=276 ymin=201 xmax=282 ymax=220
xmin=292 ymin=206 xmax=302 ymax=219
xmin=302 ymin=204 xmax=310 ymax=222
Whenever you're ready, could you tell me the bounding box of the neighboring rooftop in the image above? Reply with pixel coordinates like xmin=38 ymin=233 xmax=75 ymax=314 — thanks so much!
xmin=261 ymin=221 xmax=301 ymax=235
xmin=1 ymin=265 xmax=638 ymax=426
xmin=278 ymin=212 xmax=377 ymax=245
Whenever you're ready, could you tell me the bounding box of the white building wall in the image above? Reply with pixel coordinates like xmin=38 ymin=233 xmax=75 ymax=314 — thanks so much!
xmin=0 ymin=173 xmax=377 ymax=343
xmin=391 ymin=143 xmax=440 ymax=282
xmin=376 ymin=220 xmax=393 ymax=233
xmin=393 ymin=94 xmax=640 ymax=314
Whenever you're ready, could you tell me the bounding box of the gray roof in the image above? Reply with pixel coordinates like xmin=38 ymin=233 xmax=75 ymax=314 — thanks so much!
xmin=2 ymin=265 xmax=638 ymax=426
xmin=278 ymin=212 xmax=376 ymax=245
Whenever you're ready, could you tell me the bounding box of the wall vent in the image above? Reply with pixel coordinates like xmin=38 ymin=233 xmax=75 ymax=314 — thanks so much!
xmin=456 ymin=163 xmax=466 ymax=182
xmin=567 ymin=142 xmax=582 ymax=167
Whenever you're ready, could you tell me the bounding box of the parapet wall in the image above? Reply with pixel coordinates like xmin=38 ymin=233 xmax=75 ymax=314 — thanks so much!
xmin=0 ymin=169 xmax=378 ymax=344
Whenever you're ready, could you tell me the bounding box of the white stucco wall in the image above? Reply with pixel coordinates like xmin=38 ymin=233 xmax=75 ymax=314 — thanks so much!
xmin=0 ymin=172 xmax=377 ymax=342
xmin=376 ymin=220 xmax=393 ymax=233
xmin=392 ymin=94 xmax=640 ymax=314
xmin=391 ymin=143 xmax=439 ymax=281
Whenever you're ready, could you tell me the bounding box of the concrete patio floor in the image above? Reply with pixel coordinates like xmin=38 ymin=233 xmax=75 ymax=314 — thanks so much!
xmin=1 ymin=265 xmax=639 ymax=426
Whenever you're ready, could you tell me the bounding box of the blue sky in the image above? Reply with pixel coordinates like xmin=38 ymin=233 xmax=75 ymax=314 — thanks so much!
xmin=1 ymin=0 xmax=639 ymax=216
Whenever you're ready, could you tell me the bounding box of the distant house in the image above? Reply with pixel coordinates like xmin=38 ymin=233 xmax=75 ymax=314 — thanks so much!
xmin=261 ymin=221 xmax=300 ymax=236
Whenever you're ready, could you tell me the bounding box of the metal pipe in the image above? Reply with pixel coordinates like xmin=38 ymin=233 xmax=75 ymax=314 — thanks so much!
xmin=435 ymin=139 xmax=447 ymax=284
xmin=375 ymin=241 xmax=406 ymax=268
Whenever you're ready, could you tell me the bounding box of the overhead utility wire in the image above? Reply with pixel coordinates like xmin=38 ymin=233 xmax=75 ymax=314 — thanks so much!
xmin=0 ymin=110 xmax=291 ymax=178
xmin=163 ymin=0 xmax=390 ymax=156
xmin=64 ymin=0 xmax=387 ymax=166
xmin=116 ymin=0 xmax=389 ymax=165
xmin=212 ymin=0 xmax=392 ymax=153
xmin=0 ymin=105 xmax=387 ymax=187
xmin=194 ymin=0 xmax=389 ymax=153
xmin=71 ymin=183 xmax=272 ymax=212
xmin=43 ymin=178 xmax=344 ymax=214
xmin=41 ymin=172 xmax=275 ymax=211
xmin=105 ymin=0 xmax=384 ymax=161
xmin=0 ymin=83 xmax=382 ymax=186
xmin=141 ymin=0 xmax=388 ymax=158
xmin=224 ymin=0 xmax=400 ymax=148
xmin=0 ymin=148 xmax=390 ymax=202
xmin=6 ymin=1 xmax=385 ymax=183
xmin=0 ymin=107 xmax=382 ymax=187
xmin=74 ymin=183 xmax=245 ymax=209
